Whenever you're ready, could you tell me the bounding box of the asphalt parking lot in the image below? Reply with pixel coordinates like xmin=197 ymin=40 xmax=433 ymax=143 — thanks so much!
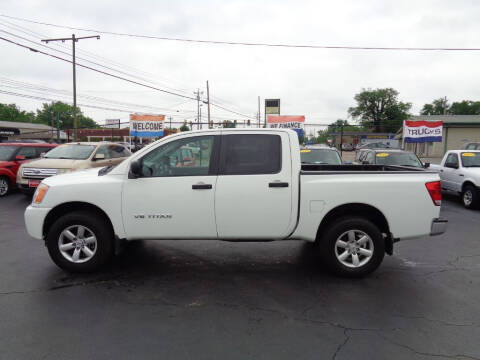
xmin=1 ymin=193 xmax=479 ymax=360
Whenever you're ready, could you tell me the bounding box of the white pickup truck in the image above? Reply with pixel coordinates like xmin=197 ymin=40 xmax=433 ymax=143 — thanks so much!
xmin=25 ymin=129 xmax=446 ymax=277
xmin=430 ymin=150 xmax=480 ymax=209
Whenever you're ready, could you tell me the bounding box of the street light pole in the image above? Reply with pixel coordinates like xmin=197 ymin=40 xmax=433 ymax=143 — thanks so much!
xmin=41 ymin=34 xmax=100 ymax=141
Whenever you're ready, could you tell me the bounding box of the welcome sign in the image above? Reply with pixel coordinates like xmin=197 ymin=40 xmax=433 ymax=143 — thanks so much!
xmin=130 ymin=114 xmax=165 ymax=137
xmin=403 ymin=120 xmax=443 ymax=143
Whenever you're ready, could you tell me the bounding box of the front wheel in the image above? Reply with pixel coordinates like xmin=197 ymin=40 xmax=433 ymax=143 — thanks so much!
xmin=0 ymin=176 xmax=10 ymax=197
xmin=462 ymin=185 xmax=479 ymax=209
xmin=46 ymin=211 xmax=114 ymax=272
xmin=318 ymin=217 xmax=385 ymax=278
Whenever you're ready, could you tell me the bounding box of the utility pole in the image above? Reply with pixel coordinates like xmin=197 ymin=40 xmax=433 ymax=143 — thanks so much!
xmin=41 ymin=34 xmax=100 ymax=141
xmin=258 ymin=96 xmax=260 ymax=128
xmin=168 ymin=116 xmax=172 ymax=129
xmin=206 ymin=81 xmax=211 ymax=128
xmin=194 ymin=89 xmax=203 ymax=130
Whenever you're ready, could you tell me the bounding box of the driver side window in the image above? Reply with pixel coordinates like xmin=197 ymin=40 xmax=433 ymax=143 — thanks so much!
xmin=140 ymin=135 xmax=215 ymax=177
xmin=446 ymin=153 xmax=459 ymax=167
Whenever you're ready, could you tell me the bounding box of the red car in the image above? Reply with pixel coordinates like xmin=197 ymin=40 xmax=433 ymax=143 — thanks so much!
xmin=0 ymin=142 xmax=57 ymax=196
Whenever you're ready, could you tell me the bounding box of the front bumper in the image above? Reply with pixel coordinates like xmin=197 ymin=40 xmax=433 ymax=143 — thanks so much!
xmin=24 ymin=205 xmax=51 ymax=240
xmin=430 ymin=218 xmax=448 ymax=236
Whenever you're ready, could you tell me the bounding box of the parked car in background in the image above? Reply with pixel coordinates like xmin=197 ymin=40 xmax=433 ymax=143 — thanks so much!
xmin=0 ymin=142 xmax=57 ymax=196
xmin=355 ymin=149 xmax=425 ymax=168
xmin=341 ymin=143 xmax=354 ymax=151
xmin=461 ymin=142 xmax=480 ymax=150
xmin=356 ymin=142 xmax=393 ymax=150
xmin=17 ymin=142 xmax=131 ymax=195
xmin=430 ymin=150 xmax=480 ymax=209
xmin=300 ymin=146 xmax=342 ymax=165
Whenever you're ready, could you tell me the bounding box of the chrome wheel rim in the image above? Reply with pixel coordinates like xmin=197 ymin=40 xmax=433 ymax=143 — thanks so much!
xmin=58 ymin=225 xmax=97 ymax=263
xmin=464 ymin=190 xmax=473 ymax=206
xmin=335 ymin=230 xmax=374 ymax=268
xmin=0 ymin=178 xmax=8 ymax=196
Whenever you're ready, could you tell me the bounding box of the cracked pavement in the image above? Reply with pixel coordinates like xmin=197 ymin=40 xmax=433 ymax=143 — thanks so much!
xmin=0 ymin=193 xmax=479 ymax=359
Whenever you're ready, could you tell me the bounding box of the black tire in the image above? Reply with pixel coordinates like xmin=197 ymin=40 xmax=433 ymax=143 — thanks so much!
xmin=318 ymin=217 xmax=385 ymax=278
xmin=462 ymin=185 xmax=479 ymax=210
xmin=46 ymin=211 xmax=114 ymax=272
xmin=0 ymin=176 xmax=10 ymax=197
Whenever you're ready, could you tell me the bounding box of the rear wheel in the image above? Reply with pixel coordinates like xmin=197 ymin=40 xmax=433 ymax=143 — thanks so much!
xmin=0 ymin=176 xmax=10 ymax=197
xmin=46 ymin=211 xmax=114 ymax=272
xmin=462 ymin=185 xmax=479 ymax=209
xmin=318 ymin=217 xmax=385 ymax=277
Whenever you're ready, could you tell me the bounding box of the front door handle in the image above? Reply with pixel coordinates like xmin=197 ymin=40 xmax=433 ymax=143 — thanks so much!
xmin=269 ymin=182 xmax=289 ymax=188
xmin=192 ymin=183 xmax=212 ymax=190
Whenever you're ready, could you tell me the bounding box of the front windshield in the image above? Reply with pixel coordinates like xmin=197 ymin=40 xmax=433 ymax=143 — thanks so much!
xmin=301 ymin=149 xmax=342 ymax=165
xmin=375 ymin=152 xmax=423 ymax=167
xmin=44 ymin=144 xmax=96 ymax=160
xmin=461 ymin=152 xmax=480 ymax=167
xmin=0 ymin=146 xmax=19 ymax=161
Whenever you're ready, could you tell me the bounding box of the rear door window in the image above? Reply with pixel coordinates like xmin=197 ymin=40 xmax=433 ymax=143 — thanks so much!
xmin=17 ymin=146 xmax=37 ymax=159
xmin=220 ymin=134 xmax=281 ymax=175
xmin=108 ymin=145 xmax=131 ymax=158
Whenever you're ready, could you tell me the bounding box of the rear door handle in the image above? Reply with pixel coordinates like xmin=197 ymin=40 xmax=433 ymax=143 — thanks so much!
xmin=269 ymin=182 xmax=289 ymax=188
xmin=192 ymin=183 xmax=212 ymax=190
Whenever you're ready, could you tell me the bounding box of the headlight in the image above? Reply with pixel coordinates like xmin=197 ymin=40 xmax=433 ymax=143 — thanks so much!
xmin=33 ymin=184 xmax=49 ymax=204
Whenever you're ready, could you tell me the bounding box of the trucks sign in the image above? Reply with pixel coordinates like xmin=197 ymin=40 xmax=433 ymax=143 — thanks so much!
xmin=403 ymin=120 xmax=443 ymax=143
xmin=130 ymin=114 xmax=165 ymax=137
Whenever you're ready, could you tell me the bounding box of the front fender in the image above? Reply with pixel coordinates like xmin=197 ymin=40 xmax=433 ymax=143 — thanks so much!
xmin=0 ymin=168 xmax=16 ymax=184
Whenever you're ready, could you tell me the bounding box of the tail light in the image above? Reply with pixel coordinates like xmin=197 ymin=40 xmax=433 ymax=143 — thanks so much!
xmin=425 ymin=181 xmax=442 ymax=206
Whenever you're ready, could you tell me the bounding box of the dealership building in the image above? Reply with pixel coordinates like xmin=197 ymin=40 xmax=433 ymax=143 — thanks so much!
xmin=0 ymin=120 xmax=66 ymax=142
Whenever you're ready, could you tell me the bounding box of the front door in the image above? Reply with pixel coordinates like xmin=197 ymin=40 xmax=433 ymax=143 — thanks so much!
xmin=122 ymin=134 xmax=219 ymax=240
xmin=214 ymin=132 xmax=293 ymax=239
xmin=442 ymin=153 xmax=460 ymax=191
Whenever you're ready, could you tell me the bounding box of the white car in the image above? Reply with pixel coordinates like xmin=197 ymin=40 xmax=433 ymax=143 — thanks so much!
xmin=430 ymin=150 xmax=480 ymax=209
xmin=25 ymin=129 xmax=446 ymax=277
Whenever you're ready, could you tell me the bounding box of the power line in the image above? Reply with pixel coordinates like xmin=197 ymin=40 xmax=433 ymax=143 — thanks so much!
xmin=1 ymin=36 xmax=256 ymax=120
xmin=0 ymin=36 xmax=199 ymax=101
xmin=2 ymin=13 xmax=480 ymax=51
xmin=0 ymin=18 xmax=197 ymax=93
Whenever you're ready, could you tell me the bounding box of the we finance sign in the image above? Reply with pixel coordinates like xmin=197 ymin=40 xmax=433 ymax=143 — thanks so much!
xmin=130 ymin=114 xmax=165 ymax=137
xmin=403 ymin=120 xmax=443 ymax=143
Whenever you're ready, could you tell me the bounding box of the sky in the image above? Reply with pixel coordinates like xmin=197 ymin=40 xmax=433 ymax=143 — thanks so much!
xmin=2 ymin=0 xmax=480 ymax=135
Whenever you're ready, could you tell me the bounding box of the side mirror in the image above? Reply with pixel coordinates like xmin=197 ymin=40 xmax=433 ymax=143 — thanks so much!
xmin=129 ymin=160 xmax=142 ymax=178
xmin=445 ymin=162 xmax=458 ymax=169
xmin=423 ymin=162 xmax=430 ymax=168
xmin=40 ymin=152 xmax=46 ymax=158
xmin=94 ymin=153 xmax=105 ymax=161
xmin=15 ymin=155 xmax=26 ymax=161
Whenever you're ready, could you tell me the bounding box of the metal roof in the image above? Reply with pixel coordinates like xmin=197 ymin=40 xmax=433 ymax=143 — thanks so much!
xmin=0 ymin=120 xmax=54 ymax=130
xmin=409 ymin=115 xmax=480 ymax=124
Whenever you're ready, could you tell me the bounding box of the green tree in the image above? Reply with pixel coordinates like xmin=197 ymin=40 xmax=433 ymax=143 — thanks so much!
xmin=449 ymin=100 xmax=480 ymax=115
xmin=420 ymin=98 xmax=449 ymax=115
xmin=348 ymin=88 xmax=411 ymax=132
xmin=0 ymin=103 xmax=36 ymax=123
xmin=36 ymin=101 xmax=98 ymax=129
xmin=179 ymin=124 xmax=190 ymax=132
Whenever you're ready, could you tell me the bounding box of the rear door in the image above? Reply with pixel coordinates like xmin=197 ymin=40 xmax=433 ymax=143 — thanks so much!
xmin=214 ymin=132 xmax=293 ymax=239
